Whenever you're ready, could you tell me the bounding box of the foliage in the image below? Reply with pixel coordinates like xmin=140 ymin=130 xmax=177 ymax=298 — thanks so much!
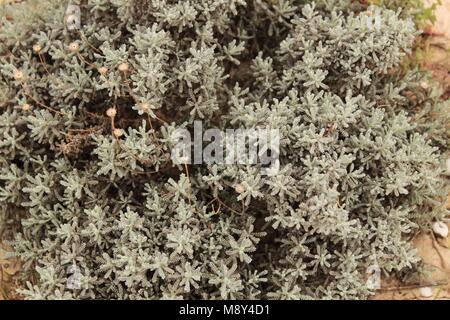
xmin=367 ymin=0 xmax=442 ymax=27
xmin=0 ymin=0 xmax=448 ymax=299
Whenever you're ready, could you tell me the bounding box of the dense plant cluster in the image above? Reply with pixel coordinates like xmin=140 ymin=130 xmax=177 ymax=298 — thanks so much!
xmin=367 ymin=0 xmax=442 ymax=27
xmin=0 ymin=0 xmax=448 ymax=299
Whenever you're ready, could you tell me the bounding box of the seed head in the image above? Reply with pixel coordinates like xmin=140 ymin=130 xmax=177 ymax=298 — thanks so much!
xmin=234 ymin=183 xmax=246 ymax=194
xmin=113 ymin=128 xmax=124 ymax=137
xmin=140 ymin=102 xmax=150 ymax=113
xmin=106 ymin=107 xmax=117 ymax=118
xmin=22 ymin=103 xmax=31 ymax=111
xmin=420 ymin=81 xmax=429 ymax=90
xmin=98 ymin=67 xmax=108 ymax=75
xmin=118 ymin=63 xmax=129 ymax=72
xmin=68 ymin=42 xmax=80 ymax=53
xmin=33 ymin=44 xmax=42 ymax=53
xmin=13 ymin=70 xmax=24 ymax=81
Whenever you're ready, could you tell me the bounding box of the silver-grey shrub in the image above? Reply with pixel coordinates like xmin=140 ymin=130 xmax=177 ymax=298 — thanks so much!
xmin=0 ymin=0 xmax=448 ymax=299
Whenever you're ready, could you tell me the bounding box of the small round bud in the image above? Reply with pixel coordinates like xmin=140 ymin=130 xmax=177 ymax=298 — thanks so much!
xmin=22 ymin=103 xmax=31 ymax=111
xmin=68 ymin=42 xmax=80 ymax=53
xmin=32 ymin=44 xmax=42 ymax=53
xmin=106 ymin=107 xmax=117 ymax=118
xmin=118 ymin=63 xmax=129 ymax=72
xmin=234 ymin=183 xmax=245 ymax=194
xmin=113 ymin=128 xmax=123 ymax=137
xmin=98 ymin=66 xmax=108 ymax=75
xmin=420 ymin=81 xmax=429 ymax=90
xmin=13 ymin=70 xmax=24 ymax=81
xmin=140 ymin=102 xmax=150 ymax=113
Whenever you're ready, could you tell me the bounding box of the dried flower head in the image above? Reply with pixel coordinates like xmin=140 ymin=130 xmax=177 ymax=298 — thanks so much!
xmin=32 ymin=44 xmax=42 ymax=53
xmin=22 ymin=103 xmax=31 ymax=111
xmin=68 ymin=42 xmax=80 ymax=52
xmin=98 ymin=67 xmax=108 ymax=75
xmin=234 ymin=184 xmax=246 ymax=194
xmin=420 ymin=81 xmax=429 ymax=90
xmin=106 ymin=107 xmax=117 ymax=118
xmin=13 ymin=70 xmax=24 ymax=81
xmin=140 ymin=102 xmax=150 ymax=113
xmin=118 ymin=63 xmax=129 ymax=72
xmin=113 ymin=128 xmax=123 ymax=137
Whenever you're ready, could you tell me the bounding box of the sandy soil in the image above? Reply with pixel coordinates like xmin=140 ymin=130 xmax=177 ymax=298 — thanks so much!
xmin=0 ymin=243 xmax=21 ymax=300
xmin=373 ymin=224 xmax=450 ymax=300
